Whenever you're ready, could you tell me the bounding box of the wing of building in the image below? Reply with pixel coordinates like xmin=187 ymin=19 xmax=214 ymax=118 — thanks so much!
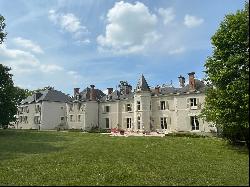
xmin=16 ymin=72 xmax=216 ymax=133
xmin=16 ymin=87 xmax=71 ymax=130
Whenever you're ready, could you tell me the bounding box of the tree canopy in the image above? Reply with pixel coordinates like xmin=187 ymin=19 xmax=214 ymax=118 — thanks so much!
xmin=0 ymin=14 xmax=7 ymax=44
xmin=202 ymin=2 xmax=249 ymax=145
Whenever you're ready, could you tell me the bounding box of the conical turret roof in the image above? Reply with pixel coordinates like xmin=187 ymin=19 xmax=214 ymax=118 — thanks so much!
xmin=136 ymin=74 xmax=150 ymax=91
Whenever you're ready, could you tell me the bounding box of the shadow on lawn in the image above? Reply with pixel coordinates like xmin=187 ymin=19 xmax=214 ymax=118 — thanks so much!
xmin=0 ymin=129 xmax=68 ymax=161
xmin=223 ymin=141 xmax=249 ymax=155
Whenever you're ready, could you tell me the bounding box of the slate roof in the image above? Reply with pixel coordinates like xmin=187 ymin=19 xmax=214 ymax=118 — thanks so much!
xmin=136 ymin=74 xmax=150 ymax=91
xmin=72 ymin=87 xmax=105 ymax=102
xmin=100 ymin=76 xmax=207 ymax=102
xmin=100 ymin=90 xmax=121 ymax=101
xmin=151 ymin=79 xmax=207 ymax=96
xmin=21 ymin=88 xmax=71 ymax=104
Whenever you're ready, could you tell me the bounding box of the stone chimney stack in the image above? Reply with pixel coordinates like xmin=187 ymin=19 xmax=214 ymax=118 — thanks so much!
xmin=155 ymin=86 xmax=160 ymax=95
xmin=188 ymin=72 xmax=195 ymax=91
xmin=107 ymin=88 xmax=113 ymax=95
xmin=178 ymin=75 xmax=185 ymax=88
xmin=74 ymin=88 xmax=80 ymax=97
xmin=90 ymin=85 xmax=97 ymax=101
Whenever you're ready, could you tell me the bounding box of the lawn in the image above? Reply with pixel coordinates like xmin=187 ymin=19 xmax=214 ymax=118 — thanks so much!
xmin=0 ymin=130 xmax=248 ymax=186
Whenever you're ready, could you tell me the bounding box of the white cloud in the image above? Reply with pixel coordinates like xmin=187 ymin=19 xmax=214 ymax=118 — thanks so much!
xmin=158 ymin=7 xmax=175 ymax=25
xmin=12 ymin=37 xmax=44 ymax=54
xmin=48 ymin=9 xmax=89 ymax=43
xmin=184 ymin=14 xmax=204 ymax=28
xmin=168 ymin=47 xmax=185 ymax=55
xmin=0 ymin=44 xmax=63 ymax=74
xmin=40 ymin=64 xmax=63 ymax=73
xmin=0 ymin=44 xmax=83 ymax=91
xmin=97 ymin=1 xmax=160 ymax=54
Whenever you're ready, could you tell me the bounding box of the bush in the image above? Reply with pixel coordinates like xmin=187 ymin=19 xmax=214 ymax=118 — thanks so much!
xmin=87 ymin=126 xmax=111 ymax=133
xmin=166 ymin=132 xmax=206 ymax=138
xmin=68 ymin=129 xmax=84 ymax=132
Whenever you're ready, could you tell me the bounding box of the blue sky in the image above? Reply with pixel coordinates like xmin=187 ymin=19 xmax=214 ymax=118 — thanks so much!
xmin=0 ymin=0 xmax=246 ymax=95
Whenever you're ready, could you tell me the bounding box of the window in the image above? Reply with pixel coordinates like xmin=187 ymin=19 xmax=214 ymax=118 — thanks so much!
xmin=34 ymin=116 xmax=40 ymax=124
xmin=160 ymin=101 xmax=166 ymax=110
xmin=69 ymin=105 xmax=73 ymax=112
xmin=70 ymin=115 xmax=74 ymax=122
xmin=105 ymin=106 xmax=110 ymax=113
xmin=78 ymin=103 xmax=81 ymax=110
xmin=160 ymin=117 xmax=167 ymax=129
xmin=24 ymin=116 xmax=28 ymax=123
xmin=105 ymin=118 xmax=109 ymax=128
xmin=126 ymin=104 xmax=132 ymax=112
xmin=78 ymin=115 xmax=81 ymax=122
xmin=137 ymin=116 xmax=141 ymax=129
xmin=137 ymin=101 xmax=141 ymax=111
xmin=127 ymin=118 xmax=132 ymax=128
xmin=20 ymin=107 xmax=23 ymax=113
xmin=25 ymin=106 xmax=29 ymax=113
xmin=191 ymin=116 xmax=199 ymax=130
xmin=61 ymin=117 xmax=65 ymax=122
xmin=35 ymin=105 xmax=41 ymax=113
xmin=190 ymin=98 xmax=197 ymax=107
xmin=187 ymin=98 xmax=199 ymax=109
xmin=19 ymin=116 xmax=23 ymax=123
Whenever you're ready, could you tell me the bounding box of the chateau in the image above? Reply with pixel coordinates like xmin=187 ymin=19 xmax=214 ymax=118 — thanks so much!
xmin=16 ymin=72 xmax=215 ymax=133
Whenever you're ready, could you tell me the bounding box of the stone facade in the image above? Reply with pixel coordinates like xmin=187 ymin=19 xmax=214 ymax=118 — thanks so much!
xmin=66 ymin=72 xmax=215 ymax=133
xmin=16 ymin=72 xmax=216 ymax=133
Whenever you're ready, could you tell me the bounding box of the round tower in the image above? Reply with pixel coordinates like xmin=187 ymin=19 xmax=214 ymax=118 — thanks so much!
xmin=134 ymin=74 xmax=152 ymax=132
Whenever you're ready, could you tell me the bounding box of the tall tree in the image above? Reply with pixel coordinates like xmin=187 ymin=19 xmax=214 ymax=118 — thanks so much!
xmin=202 ymin=3 xmax=249 ymax=146
xmin=0 ymin=14 xmax=7 ymax=44
xmin=0 ymin=65 xmax=17 ymax=128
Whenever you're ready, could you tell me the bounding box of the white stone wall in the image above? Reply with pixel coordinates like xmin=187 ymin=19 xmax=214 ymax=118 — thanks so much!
xmin=67 ymin=102 xmax=86 ymax=129
xmin=99 ymin=101 xmax=119 ymax=129
xmin=17 ymin=103 xmax=38 ymax=129
xmin=17 ymin=92 xmax=215 ymax=133
xmin=134 ymin=91 xmax=152 ymax=131
xmin=120 ymin=99 xmax=134 ymax=130
xmin=85 ymin=101 xmax=98 ymax=130
xmin=40 ymin=101 xmax=67 ymax=130
xmin=151 ymin=96 xmax=173 ymax=131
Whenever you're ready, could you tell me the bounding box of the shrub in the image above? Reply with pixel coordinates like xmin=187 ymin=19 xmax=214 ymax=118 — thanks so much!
xmin=87 ymin=126 xmax=111 ymax=133
xmin=166 ymin=132 xmax=206 ymax=138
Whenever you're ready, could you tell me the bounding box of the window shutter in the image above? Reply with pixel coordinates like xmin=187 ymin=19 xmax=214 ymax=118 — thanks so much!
xmin=166 ymin=101 xmax=169 ymax=110
xmin=102 ymin=105 xmax=105 ymax=113
xmin=123 ymin=104 xmax=126 ymax=112
xmin=187 ymin=98 xmax=190 ymax=108
xmin=167 ymin=117 xmax=171 ymax=124
xmin=197 ymin=98 xmax=200 ymax=109
xmin=123 ymin=118 xmax=126 ymax=129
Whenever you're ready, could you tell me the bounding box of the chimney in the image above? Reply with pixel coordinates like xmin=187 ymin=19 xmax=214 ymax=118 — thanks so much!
xmin=90 ymin=85 xmax=97 ymax=101
xmin=155 ymin=86 xmax=160 ymax=95
xmin=107 ymin=88 xmax=113 ymax=95
xmin=74 ymin=88 xmax=80 ymax=97
xmin=178 ymin=75 xmax=185 ymax=88
xmin=188 ymin=72 xmax=195 ymax=91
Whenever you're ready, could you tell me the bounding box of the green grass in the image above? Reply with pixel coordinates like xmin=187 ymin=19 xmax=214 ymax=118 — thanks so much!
xmin=0 ymin=130 xmax=248 ymax=186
